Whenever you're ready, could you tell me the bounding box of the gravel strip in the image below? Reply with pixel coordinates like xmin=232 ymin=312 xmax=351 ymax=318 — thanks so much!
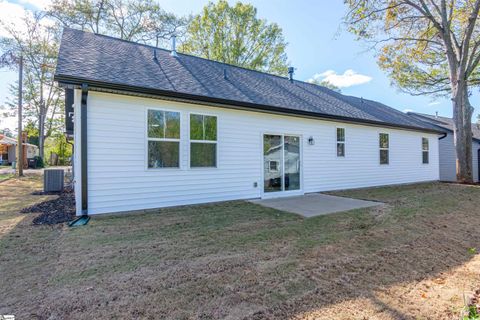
xmin=22 ymin=191 xmax=76 ymax=225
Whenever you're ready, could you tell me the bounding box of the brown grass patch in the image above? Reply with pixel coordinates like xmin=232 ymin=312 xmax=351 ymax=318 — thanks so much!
xmin=0 ymin=181 xmax=479 ymax=319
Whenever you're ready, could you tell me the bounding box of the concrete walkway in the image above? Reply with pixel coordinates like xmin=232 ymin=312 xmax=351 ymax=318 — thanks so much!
xmin=250 ymin=193 xmax=382 ymax=217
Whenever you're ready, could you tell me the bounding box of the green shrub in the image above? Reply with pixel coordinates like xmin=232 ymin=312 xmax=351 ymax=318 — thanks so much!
xmin=462 ymin=302 xmax=480 ymax=320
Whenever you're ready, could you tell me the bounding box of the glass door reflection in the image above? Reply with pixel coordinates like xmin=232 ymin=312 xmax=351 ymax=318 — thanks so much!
xmin=263 ymin=134 xmax=300 ymax=193
xmin=263 ymin=134 xmax=283 ymax=192
xmin=284 ymin=135 xmax=300 ymax=191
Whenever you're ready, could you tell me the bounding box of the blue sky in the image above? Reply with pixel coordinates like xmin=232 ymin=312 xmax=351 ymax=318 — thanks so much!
xmin=1 ymin=0 xmax=478 ymax=130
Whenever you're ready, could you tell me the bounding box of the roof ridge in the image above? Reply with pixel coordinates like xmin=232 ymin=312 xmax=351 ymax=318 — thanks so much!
xmin=64 ymin=28 xmax=417 ymax=116
xmin=65 ymin=28 xmax=300 ymax=83
xmin=65 ymin=28 xmax=381 ymax=100
xmin=407 ymin=112 xmax=453 ymax=126
xmin=409 ymin=111 xmax=449 ymax=118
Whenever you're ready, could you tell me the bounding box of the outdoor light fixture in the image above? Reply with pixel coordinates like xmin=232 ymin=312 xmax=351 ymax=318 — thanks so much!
xmin=308 ymin=136 xmax=315 ymax=145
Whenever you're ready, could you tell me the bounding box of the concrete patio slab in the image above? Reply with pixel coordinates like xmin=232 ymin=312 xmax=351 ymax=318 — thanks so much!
xmin=250 ymin=193 xmax=382 ymax=217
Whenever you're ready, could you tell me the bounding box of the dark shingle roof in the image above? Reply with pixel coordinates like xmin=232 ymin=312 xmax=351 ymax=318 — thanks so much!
xmin=408 ymin=112 xmax=480 ymax=141
xmin=55 ymin=28 xmax=441 ymax=133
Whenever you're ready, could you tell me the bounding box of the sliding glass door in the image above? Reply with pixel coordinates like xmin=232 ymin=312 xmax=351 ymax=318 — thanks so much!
xmin=263 ymin=134 xmax=301 ymax=193
xmin=284 ymin=136 xmax=300 ymax=191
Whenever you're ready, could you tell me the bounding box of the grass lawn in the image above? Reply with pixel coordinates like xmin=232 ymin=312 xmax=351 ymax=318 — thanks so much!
xmin=0 ymin=173 xmax=13 ymax=181
xmin=1 ymin=178 xmax=480 ymax=319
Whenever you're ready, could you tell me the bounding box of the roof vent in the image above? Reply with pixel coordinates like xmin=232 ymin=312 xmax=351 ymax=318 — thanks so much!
xmin=435 ymin=111 xmax=438 ymax=118
xmin=153 ymin=49 xmax=158 ymax=61
xmin=288 ymin=66 xmax=294 ymax=82
xmin=223 ymin=68 xmax=227 ymax=80
xmin=170 ymin=35 xmax=178 ymax=57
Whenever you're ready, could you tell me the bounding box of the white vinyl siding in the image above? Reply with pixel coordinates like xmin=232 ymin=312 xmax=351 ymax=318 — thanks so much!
xmin=76 ymin=91 xmax=440 ymax=215
xmin=474 ymin=141 xmax=479 ymax=182
xmin=438 ymin=132 xmax=479 ymax=182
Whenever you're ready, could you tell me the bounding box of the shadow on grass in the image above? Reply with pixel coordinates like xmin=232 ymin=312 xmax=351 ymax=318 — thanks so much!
xmin=0 ymin=182 xmax=479 ymax=319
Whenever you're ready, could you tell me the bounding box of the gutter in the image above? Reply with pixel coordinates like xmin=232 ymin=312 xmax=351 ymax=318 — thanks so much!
xmin=80 ymin=83 xmax=88 ymax=215
xmin=54 ymin=75 xmax=445 ymax=135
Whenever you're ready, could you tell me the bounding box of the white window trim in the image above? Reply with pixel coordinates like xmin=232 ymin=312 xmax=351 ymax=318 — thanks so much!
xmin=422 ymin=137 xmax=429 ymax=164
xmin=188 ymin=112 xmax=218 ymax=169
xmin=269 ymin=160 xmax=279 ymax=172
xmin=145 ymin=107 xmax=181 ymax=170
xmin=336 ymin=127 xmax=346 ymax=158
xmin=379 ymin=132 xmax=389 ymax=165
xmin=260 ymin=132 xmax=304 ymax=197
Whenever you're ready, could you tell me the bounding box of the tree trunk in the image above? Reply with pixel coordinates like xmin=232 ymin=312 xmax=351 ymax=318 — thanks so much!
xmin=452 ymin=80 xmax=474 ymax=183
xmin=38 ymin=80 xmax=45 ymax=160
xmin=38 ymin=109 xmax=45 ymax=160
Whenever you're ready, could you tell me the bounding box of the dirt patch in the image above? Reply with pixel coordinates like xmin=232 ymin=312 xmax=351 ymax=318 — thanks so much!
xmin=1 ymin=181 xmax=480 ymax=319
xmin=0 ymin=175 xmax=55 ymax=213
xmin=21 ymin=191 xmax=75 ymax=225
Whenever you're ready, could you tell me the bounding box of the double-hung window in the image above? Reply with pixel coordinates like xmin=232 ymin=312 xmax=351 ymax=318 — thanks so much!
xmin=422 ymin=137 xmax=429 ymax=164
xmin=379 ymin=133 xmax=389 ymax=165
xmin=147 ymin=109 xmax=180 ymax=168
xmin=336 ymin=128 xmax=345 ymax=157
xmin=190 ymin=114 xmax=217 ymax=167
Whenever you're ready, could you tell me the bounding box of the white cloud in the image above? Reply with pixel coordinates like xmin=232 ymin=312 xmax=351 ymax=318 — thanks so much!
xmin=308 ymin=69 xmax=372 ymax=88
xmin=17 ymin=0 xmax=51 ymax=9
xmin=403 ymin=109 xmax=413 ymax=113
xmin=0 ymin=0 xmax=55 ymax=39
xmin=428 ymin=101 xmax=441 ymax=106
xmin=0 ymin=0 xmax=30 ymax=38
xmin=0 ymin=115 xmax=17 ymax=132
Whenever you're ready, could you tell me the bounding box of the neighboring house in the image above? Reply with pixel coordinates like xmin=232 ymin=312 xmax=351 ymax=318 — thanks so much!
xmin=0 ymin=134 xmax=39 ymax=165
xmin=408 ymin=112 xmax=480 ymax=182
xmin=54 ymin=28 xmax=443 ymax=216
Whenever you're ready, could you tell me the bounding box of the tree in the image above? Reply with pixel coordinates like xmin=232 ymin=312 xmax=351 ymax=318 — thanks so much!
xmin=48 ymin=0 xmax=109 ymax=34
xmin=344 ymin=0 xmax=480 ymax=183
xmin=307 ymin=78 xmax=342 ymax=93
xmin=23 ymin=120 xmax=40 ymax=145
xmin=45 ymin=132 xmax=73 ymax=165
xmin=0 ymin=128 xmax=13 ymax=138
xmin=0 ymin=13 xmax=64 ymax=160
xmin=143 ymin=7 xmax=189 ymax=48
xmin=0 ymin=105 xmax=11 ymax=132
xmin=0 ymin=0 xmax=186 ymax=163
xmin=180 ymin=0 xmax=289 ymax=76
xmin=48 ymin=0 xmax=188 ymax=48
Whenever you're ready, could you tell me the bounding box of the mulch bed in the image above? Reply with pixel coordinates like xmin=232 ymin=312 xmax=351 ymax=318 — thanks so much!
xmin=22 ymin=190 xmax=76 ymax=225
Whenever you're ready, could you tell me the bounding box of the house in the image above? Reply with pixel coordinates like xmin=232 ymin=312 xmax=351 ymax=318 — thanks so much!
xmin=54 ymin=28 xmax=443 ymax=216
xmin=0 ymin=134 xmax=39 ymax=165
xmin=408 ymin=112 xmax=480 ymax=182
